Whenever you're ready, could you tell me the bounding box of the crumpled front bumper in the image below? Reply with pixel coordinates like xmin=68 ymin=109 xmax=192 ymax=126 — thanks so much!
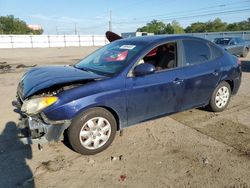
xmin=18 ymin=116 xmax=71 ymax=145
xmin=13 ymin=100 xmax=71 ymax=145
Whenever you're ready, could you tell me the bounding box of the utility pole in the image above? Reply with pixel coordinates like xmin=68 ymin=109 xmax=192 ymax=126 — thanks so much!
xmin=56 ymin=26 xmax=58 ymax=35
xmin=74 ymin=23 xmax=77 ymax=35
xmin=108 ymin=10 xmax=112 ymax=31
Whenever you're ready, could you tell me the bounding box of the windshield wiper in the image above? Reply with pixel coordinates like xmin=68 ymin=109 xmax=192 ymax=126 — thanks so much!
xmin=74 ymin=65 xmax=92 ymax=72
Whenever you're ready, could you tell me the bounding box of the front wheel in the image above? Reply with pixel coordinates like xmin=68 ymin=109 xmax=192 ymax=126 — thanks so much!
xmin=207 ymin=81 xmax=231 ymax=112
xmin=67 ymin=107 xmax=117 ymax=155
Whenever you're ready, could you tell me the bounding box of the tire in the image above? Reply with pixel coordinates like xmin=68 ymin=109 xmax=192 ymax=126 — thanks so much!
xmin=207 ymin=81 xmax=231 ymax=112
xmin=67 ymin=107 xmax=117 ymax=155
xmin=242 ymin=47 xmax=249 ymax=58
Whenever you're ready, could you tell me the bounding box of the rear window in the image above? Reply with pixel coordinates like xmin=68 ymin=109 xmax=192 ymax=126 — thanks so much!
xmin=236 ymin=38 xmax=245 ymax=44
xmin=183 ymin=40 xmax=211 ymax=66
xmin=214 ymin=38 xmax=230 ymax=45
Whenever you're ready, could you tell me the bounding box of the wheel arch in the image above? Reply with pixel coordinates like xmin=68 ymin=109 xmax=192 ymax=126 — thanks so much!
xmin=224 ymin=79 xmax=234 ymax=93
xmin=71 ymin=105 xmax=121 ymax=131
xmin=97 ymin=106 xmax=121 ymax=131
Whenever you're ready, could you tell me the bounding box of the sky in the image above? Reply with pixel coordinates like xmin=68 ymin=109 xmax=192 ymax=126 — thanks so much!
xmin=0 ymin=0 xmax=250 ymax=35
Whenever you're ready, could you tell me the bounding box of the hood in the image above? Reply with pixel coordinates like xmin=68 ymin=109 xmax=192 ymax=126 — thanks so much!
xmin=18 ymin=65 xmax=106 ymax=99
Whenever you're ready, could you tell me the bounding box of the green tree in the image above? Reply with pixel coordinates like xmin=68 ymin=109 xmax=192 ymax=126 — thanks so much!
xmin=137 ymin=20 xmax=184 ymax=34
xmin=205 ymin=18 xmax=227 ymax=32
xmin=227 ymin=23 xmax=241 ymax=31
xmin=164 ymin=23 xmax=174 ymax=34
xmin=137 ymin=17 xmax=250 ymax=35
xmin=185 ymin=22 xmax=206 ymax=33
xmin=171 ymin=20 xmax=185 ymax=34
xmin=0 ymin=15 xmax=43 ymax=34
xmin=137 ymin=20 xmax=166 ymax=34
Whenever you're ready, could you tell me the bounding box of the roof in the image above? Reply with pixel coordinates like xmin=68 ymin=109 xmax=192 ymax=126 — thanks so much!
xmin=214 ymin=37 xmax=233 ymax=40
xmin=119 ymin=34 xmax=207 ymax=44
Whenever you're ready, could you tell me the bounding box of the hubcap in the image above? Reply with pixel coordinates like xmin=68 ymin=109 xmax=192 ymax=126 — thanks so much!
xmin=79 ymin=117 xmax=111 ymax=150
xmin=215 ymin=86 xmax=230 ymax=108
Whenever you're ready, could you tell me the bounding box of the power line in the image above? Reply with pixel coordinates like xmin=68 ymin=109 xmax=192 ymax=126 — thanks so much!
xmin=113 ymin=0 xmax=250 ymax=23
xmin=160 ymin=8 xmax=250 ymax=22
xmin=113 ymin=7 xmax=250 ymax=25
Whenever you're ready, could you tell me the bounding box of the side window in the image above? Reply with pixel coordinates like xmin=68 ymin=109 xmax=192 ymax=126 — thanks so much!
xmin=129 ymin=42 xmax=179 ymax=77
xmin=209 ymin=42 xmax=223 ymax=59
xmin=141 ymin=42 xmax=178 ymax=71
xmin=183 ymin=40 xmax=211 ymax=66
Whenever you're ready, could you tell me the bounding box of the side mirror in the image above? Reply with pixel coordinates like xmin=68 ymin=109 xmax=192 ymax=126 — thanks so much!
xmin=133 ymin=63 xmax=155 ymax=76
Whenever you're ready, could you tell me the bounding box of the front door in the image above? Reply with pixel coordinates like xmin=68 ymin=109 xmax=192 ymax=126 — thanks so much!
xmin=126 ymin=69 xmax=185 ymax=125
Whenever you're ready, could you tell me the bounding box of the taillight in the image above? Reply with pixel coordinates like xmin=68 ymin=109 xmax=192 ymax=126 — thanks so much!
xmin=237 ymin=59 xmax=241 ymax=65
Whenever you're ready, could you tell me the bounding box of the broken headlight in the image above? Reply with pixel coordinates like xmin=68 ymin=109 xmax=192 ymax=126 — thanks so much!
xmin=21 ymin=96 xmax=58 ymax=115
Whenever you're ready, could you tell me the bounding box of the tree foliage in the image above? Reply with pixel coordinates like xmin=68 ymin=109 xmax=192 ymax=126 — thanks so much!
xmin=137 ymin=20 xmax=184 ymax=34
xmin=137 ymin=18 xmax=250 ymax=34
xmin=137 ymin=20 xmax=166 ymax=34
xmin=170 ymin=20 xmax=185 ymax=34
xmin=0 ymin=15 xmax=43 ymax=35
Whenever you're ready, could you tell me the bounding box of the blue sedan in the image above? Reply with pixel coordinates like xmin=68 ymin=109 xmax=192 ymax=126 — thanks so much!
xmin=14 ymin=35 xmax=241 ymax=155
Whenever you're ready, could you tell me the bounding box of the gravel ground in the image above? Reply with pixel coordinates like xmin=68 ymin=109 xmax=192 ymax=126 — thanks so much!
xmin=0 ymin=47 xmax=250 ymax=188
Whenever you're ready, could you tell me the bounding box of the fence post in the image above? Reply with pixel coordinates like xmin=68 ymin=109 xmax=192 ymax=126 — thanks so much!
xmin=78 ymin=35 xmax=81 ymax=47
xmin=48 ymin=35 xmax=50 ymax=48
xmin=10 ymin=35 xmax=14 ymax=48
xmin=30 ymin=35 xmax=33 ymax=48
xmin=92 ymin=35 xmax=95 ymax=46
xmin=242 ymin=31 xmax=245 ymax=39
xmin=64 ymin=35 xmax=66 ymax=47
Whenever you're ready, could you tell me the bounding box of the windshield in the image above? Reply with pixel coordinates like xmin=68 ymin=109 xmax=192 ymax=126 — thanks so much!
xmin=75 ymin=41 xmax=145 ymax=76
xmin=214 ymin=38 xmax=231 ymax=45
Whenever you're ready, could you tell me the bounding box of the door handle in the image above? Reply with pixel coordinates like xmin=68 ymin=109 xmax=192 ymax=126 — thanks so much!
xmin=173 ymin=78 xmax=184 ymax=85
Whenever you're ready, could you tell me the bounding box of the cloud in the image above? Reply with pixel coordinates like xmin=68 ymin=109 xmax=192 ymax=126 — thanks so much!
xmin=30 ymin=14 xmax=81 ymax=23
xmin=95 ymin=16 xmax=108 ymax=20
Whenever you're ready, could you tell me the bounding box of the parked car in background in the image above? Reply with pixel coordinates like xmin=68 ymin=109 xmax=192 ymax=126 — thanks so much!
xmin=13 ymin=34 xmax=242 ymax=155
xmin=213 ymin=37 xmax=249 ymax=57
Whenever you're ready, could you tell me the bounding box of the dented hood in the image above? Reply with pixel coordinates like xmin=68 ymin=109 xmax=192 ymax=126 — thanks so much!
xmin=18 ymin=65 xmax=106 ymax=99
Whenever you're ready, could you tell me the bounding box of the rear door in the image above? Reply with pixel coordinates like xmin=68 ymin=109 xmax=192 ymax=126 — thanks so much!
xmin=180 ymin=39 xmax=222 ymax=109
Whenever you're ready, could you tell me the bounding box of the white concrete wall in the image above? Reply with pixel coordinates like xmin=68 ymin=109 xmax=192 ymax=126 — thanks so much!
xmin=0 ymin=35 xmax=109 ymax=48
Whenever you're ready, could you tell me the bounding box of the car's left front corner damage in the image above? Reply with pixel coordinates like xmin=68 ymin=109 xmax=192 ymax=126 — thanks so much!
xmin=12 ymin=83 xmax=82 ymax=146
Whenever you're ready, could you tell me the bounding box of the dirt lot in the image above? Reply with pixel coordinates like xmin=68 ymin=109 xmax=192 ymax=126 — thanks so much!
xmin=0 ymin=47 xmax=250 ymax=188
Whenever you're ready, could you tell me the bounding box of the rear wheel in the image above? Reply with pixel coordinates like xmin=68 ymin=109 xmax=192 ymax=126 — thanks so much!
xmin=207 ymin=81 xmax=231 ymax=112
xmin=68 ymin=107 xmax=117 ymax=155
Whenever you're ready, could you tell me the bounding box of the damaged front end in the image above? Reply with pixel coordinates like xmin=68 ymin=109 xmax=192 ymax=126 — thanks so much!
xmin=13 ymin=93 xmax=71 ymax=145
xmin=13 ymin=65 xmax=107 ymax=146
